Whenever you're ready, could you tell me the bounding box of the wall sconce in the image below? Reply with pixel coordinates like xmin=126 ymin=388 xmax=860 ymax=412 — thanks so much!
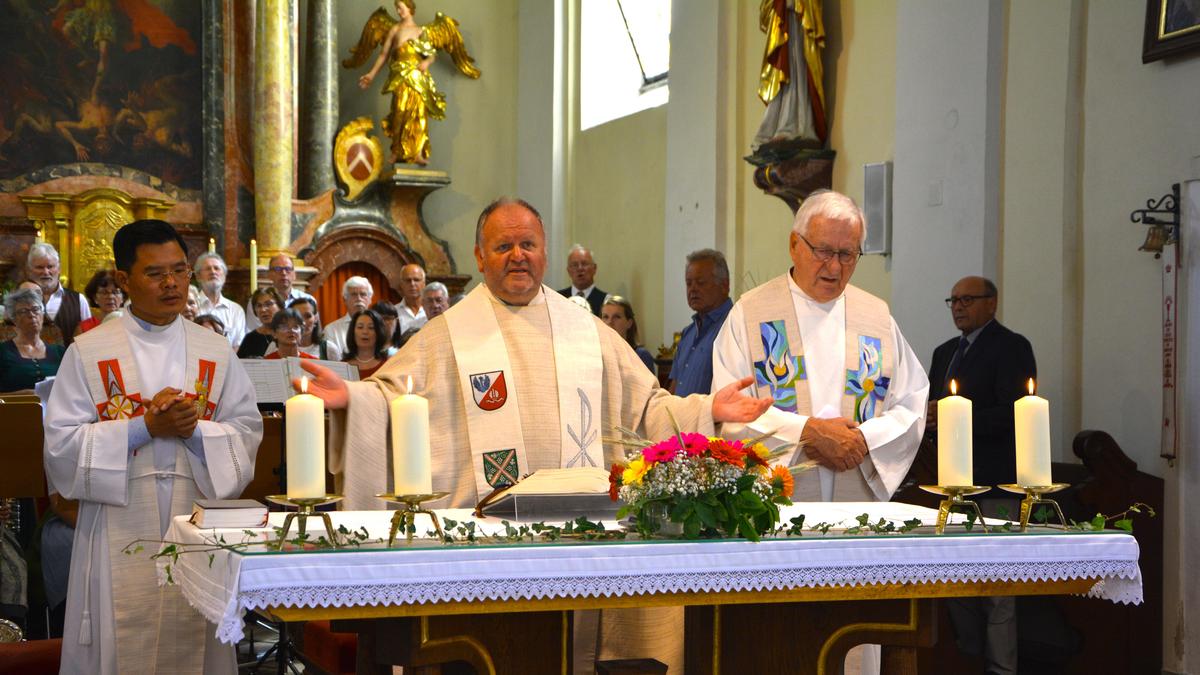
xmin=1130 ymin=183 xmax=1179 ymax=258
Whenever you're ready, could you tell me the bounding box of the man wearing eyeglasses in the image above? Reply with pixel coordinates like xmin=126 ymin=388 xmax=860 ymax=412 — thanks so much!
xmin=927 ymin=276 xmax=1037 ymax=484
xmin=244 ymin=253 xmax=316 ymax=332
xmin=712 ymin=189 xmax=929 ymax=508
xmin=44 ymin=219 xmax=261 ymax=674
xmin=193 ymin=252 xmax=246 ymax=348
xmin=928 ymin=276 xmax=1035 ymax=675
xmin=557 ymin=245 xmax=607 ymax=316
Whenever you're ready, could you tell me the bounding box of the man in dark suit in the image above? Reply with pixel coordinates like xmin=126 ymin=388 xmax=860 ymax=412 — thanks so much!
xmin=557 ymin=245 xmax=606 ymax=316
xmin=929 ymin=275 xmax=1036 ymax=675
xmin=927 ymin=276 xmax=1037 ymax=486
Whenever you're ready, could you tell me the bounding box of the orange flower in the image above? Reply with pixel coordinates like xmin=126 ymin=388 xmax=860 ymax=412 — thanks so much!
xmin=608 ymin=463 xmax=625 ymax=501
xmin=708 ymin=439 xmax=745 ymax=467
xmin=771 ymin=465 xmax=794 ymax=496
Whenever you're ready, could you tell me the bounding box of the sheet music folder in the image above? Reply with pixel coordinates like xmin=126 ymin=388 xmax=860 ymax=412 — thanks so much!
xmin=240 ymin=357 xmax=359 ymax=404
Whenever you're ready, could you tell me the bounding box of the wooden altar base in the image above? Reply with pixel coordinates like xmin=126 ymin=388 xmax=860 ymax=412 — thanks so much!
xmin=686 ymin=600 xmax=934 ymax=675
xmin=275 ymin=577 xmax=1097 ymax=674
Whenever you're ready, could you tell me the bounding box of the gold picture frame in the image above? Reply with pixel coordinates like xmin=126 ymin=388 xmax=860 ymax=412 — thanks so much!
xmin=1143 ymin=0 xmax=1200 ymax=63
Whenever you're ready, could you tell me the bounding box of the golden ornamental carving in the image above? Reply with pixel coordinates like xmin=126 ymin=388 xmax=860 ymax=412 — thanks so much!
xmin=334 ymin=116 xmax=385 ymax=202
xmin=19 ymin=188 xmax=174 ymax=288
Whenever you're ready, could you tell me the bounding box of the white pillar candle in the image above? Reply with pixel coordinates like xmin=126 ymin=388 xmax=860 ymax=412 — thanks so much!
xmin=249 ymin=238 xmax=258 ymax=291
xmin=1015 ymin=378 xmax=1052 ymax=486
xmin=285 ymin=377 xmax=326 ymax=499
xmin=390 ymin=376 xmax=432 ymax=495
xmin=208 ymin=237 xmax=216 ymax=254
xmin=937 ymin=380 xmax=973 ymax=486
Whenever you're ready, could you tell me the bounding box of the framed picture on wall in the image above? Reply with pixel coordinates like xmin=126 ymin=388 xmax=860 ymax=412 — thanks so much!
xmin=1143 ymin=0 xmax=1200 ymax=62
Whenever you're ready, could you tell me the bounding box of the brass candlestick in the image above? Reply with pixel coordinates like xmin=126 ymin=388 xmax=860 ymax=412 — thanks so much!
xmin=997 ymin=483 xmax=1070 ymax=531
xmin=266 ymin=495 xmax=344 ymax=546
xmin=918 ymin=485 xmax=992 ymax=534
xmin=377 ymin=492 xmax=450 ymax=545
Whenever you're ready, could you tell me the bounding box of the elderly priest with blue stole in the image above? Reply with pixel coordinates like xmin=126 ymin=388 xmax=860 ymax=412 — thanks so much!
xmin=712 ymin=189 xmax=929 ymax=673
xmin=45 ymin=219 xmax=262 ymax=675
xmin=300 ymin=197 xmax=772 ymax=674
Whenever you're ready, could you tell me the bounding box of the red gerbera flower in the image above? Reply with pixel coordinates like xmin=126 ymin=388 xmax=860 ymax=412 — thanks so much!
xmin=643 ymin=439 xmax=679 ymax=463
xmin=608 ymin=463 xmax=625 ymax=501
xmin=708 ymin=439 xmax=746 ymax=467
xmin=681 ymin=433 xmax=709 ymax=456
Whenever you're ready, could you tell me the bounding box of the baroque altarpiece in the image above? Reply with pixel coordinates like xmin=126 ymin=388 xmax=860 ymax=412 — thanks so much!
xmin=0 ymin=0 xmax=471 ymax=314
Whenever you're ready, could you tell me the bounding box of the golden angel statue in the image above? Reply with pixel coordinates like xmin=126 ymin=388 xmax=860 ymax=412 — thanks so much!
xmin=344 ymin=0 xmax=481 ymax=166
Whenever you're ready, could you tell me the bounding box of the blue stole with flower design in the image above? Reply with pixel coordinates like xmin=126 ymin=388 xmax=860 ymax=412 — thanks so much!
xmin=739 ymin=275 xmax=896 ymax=425
xmin=738 ymin=276 xmax=895 ymax=501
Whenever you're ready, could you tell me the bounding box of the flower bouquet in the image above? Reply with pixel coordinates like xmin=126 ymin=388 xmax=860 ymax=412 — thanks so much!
xmin=608 ymin=424 xmax=813 ymax=541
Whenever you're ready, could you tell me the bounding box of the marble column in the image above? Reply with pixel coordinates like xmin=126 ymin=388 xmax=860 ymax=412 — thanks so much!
xmin=300 ymin=0 xmax=337 ymax=198
xmin=253 ymin=0 xmax=294 ymax=261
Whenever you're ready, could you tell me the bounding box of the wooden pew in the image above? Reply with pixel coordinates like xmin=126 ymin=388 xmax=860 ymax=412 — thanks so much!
xmin=0 ymin=400 xmax=46 ymax=499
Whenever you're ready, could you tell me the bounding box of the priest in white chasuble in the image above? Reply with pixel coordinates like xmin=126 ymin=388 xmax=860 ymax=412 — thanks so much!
xmin=713 ymin=190 xmax=928 ymax=503
xmin=44 ymin=220 xmax=262 ymax=675
xmin=300 ymin=198 xmax=772 ymax=675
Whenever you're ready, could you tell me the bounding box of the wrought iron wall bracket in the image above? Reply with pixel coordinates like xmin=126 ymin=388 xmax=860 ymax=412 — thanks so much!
xmin=1130 ymin=183 xmax=1180 ymax=257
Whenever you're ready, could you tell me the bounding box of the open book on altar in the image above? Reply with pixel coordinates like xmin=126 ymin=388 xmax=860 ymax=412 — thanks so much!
xmin=240 ymin=357 xmax=359 ymax=404
xmin=477 ymin=467 xmax=622 ymax=521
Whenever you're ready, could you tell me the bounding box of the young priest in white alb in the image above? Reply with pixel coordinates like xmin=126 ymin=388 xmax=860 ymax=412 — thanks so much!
xmin=45 ymin=220 xmax=262 ymax=675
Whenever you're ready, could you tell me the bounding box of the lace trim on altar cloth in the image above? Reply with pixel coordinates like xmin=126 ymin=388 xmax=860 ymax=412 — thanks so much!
xmin=210 ymin=559 xmax=1143 ymax=644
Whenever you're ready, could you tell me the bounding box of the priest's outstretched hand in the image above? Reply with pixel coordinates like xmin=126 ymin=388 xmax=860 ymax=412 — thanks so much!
xmin=294 ymin=360 xmax=349 ymax=409
xmin=710 ymin=376 xmax=773 ymax=423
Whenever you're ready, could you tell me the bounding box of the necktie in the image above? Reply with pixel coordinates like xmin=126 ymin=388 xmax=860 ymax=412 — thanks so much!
xmin=944 ymin=336 xmax=970 ymax=393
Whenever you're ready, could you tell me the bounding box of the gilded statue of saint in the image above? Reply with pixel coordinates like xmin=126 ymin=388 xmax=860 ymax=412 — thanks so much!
xmin=344 ymin=0 xmax=480 ymax=166
xmin=752 ymin=0 xmax=827 ymax=157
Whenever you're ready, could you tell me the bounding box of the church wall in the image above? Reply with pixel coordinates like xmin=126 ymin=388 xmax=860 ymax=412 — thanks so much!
xmin=1075 ymin=0 xmax=1200 ymax=475
xmin=1000 ymin=0 xmax=1084 ymax=473
xmin=1071 ymin=3 xmax=1200 ymax=671
xmin=335 ymin=0 xmax=520 ymax=279
xmin=570 ymin=107 xmax=669 ymax=351
xmin=822 ymin=0 xmax=896 ymax=302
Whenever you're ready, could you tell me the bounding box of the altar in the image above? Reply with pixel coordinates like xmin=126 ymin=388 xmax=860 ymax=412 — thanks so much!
xmin=164 ymin=502 xmax=1141 ymax=674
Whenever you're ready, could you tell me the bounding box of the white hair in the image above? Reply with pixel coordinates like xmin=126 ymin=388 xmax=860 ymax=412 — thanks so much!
xmin=421 ymin=281 xmax=448 ymax=298
xmin=792 ymin=190 xmax=868 ymax=248
xmin=193 ymin=252 xmax=228 ymax=274
xmin=342 ymin=276 xmax=373 ymax=298
xmin=27 ymin=242 xmax=60 ymax=267
xmin=567 ymin=244 xmax=592 ymax=259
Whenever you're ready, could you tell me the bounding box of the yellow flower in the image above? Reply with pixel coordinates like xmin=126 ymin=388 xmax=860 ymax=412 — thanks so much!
xmin=748 ymin=443 xmax=771 ymax=462
xmin=623 ymin=457 xmax=649 ymax=485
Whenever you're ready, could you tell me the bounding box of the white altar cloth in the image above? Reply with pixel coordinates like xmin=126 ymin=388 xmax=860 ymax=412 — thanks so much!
xmin=158 ymin=502 xmax=1143 ymax=644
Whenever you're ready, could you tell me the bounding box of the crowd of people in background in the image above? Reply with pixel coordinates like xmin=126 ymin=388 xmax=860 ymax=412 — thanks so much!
xmin=0 ymin=244 xmax=473 ymax=398
xmin=1 ymin=237 xmax=746 ymax=401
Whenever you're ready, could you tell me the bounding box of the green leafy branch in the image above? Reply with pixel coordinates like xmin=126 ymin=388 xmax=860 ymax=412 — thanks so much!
xmin=436 ymin=516 xmax=626 ymax=544
xmin=123 ymin=524 xmax=377 ymax=583
xmin=1069 ymin=502 xmax=1156 ymax=532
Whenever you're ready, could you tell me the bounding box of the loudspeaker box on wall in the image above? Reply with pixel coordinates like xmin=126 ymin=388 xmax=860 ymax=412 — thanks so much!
xmin=863 ymin=162 xmax=892 ymax=256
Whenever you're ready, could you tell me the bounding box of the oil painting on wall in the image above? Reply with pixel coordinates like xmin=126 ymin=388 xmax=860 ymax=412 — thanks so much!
xmin=0 ymin=0 xmax=203 ymax=189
